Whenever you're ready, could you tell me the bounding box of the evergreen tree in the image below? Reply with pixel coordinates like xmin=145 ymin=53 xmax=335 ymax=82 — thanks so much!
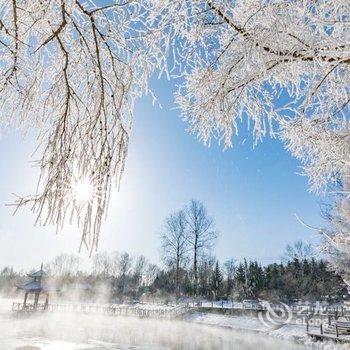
xmin=211 ymin=261 xmax=223 ymax=297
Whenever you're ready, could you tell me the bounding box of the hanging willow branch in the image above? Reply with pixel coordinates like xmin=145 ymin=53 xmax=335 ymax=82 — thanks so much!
xmin=0 ymin=0 xmax=151 ymax=254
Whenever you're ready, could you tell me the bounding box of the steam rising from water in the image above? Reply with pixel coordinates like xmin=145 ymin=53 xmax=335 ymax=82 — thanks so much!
xmin=0 ymin=299 xmax=303 ymax=350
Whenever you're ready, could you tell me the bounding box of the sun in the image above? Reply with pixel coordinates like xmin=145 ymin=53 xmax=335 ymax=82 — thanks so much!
xmin=72 ymin=177 xmax=95 ymax=203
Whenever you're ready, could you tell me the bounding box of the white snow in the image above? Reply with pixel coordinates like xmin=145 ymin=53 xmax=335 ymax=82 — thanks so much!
xmin=185 ymin=312 xmax=306 ymax=340
xmin=184 ymin=312 xmax=350 ymax=349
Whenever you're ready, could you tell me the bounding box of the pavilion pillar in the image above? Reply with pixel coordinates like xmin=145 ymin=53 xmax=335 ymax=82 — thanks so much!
xmin=44 ymin=293 xmax=49 ymax=310
xmin=23 ymin=291 xmax=28 ymax=310
xmin=34 ymin=291 xmax=40 ymax=310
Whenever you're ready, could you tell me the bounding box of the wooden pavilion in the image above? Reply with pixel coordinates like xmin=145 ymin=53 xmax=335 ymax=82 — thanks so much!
xmin=18 ymin=264 xmax=52 ymax=311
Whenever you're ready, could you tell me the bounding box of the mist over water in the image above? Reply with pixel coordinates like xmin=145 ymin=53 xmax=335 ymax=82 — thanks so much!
xmin=0 ymin=299 xmax=304 ymax=350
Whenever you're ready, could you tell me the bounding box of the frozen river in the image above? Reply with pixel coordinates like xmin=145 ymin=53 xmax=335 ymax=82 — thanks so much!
xmin=0 ymin=298 xmax=304 ymax=350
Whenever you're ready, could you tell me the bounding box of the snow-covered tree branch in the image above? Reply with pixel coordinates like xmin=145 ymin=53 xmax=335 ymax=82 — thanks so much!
xmin=148 ymin=0 xmax=349 ymax=146
xmin=0 ymin=0 xmax=152 ymax=254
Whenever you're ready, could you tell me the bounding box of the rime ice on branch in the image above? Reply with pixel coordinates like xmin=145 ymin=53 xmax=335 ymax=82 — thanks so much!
xmin=148 ymin=0 xmax=349 ymax=187
xmin=0 ymin=1 xmax=152 ymax=253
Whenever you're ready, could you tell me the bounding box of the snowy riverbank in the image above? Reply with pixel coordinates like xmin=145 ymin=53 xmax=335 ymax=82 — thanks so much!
xmin=184 ymin=312 xmax=350 ymax=349
xmin=184 ymin=311 xmax=307 ymax=342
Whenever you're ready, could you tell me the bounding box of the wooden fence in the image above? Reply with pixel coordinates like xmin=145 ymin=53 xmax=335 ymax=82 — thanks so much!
xmin=12 ymin=301 xmax=190 ymax=319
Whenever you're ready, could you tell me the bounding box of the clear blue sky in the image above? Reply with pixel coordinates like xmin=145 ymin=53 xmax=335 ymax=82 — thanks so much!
xmin=0 ymin=77 xmax=324 ymax=270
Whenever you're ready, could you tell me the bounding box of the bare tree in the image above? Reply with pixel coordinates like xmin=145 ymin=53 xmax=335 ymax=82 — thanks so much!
xmin=161 ymin=210 xmax=189 ymax=295
xmin=185 ymin=200 xmax=217 ymax=295
xmin=109 ymin=251 xmax=121 ymax=277
xmin=92 ymin=251 xmax=113 ymax=278
xmin=133 ymin=255 xmax=148 ymax=287
xmin=283 ymin=241 xmax=314 ymax=262
xmin=47 ymin=253 xmax=80 ymax=277
xmin=224 ymin=258 xmax=237 ymax=296
xmin=198 ymin=254 xmax=216 ymax=297
xmin=145 ymin=263 xmax=159 ymax=286
xmin=117 ymin=252 xmax=133 ymax=293
xmin=118 ymin=252 xmax=133 ymax=277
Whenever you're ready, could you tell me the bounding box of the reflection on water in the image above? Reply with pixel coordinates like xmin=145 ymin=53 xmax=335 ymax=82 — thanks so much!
xmin=0 ymin=299 xmax=303 ymax=350
xmin=14 ymin=338 xmax=169 ymax=350
xmin=15 ymin=340 xmax=167 ymax=349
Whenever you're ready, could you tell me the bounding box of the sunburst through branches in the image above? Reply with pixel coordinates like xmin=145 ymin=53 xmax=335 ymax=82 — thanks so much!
xmin=73 ymin=178 xmax=96 ymax=205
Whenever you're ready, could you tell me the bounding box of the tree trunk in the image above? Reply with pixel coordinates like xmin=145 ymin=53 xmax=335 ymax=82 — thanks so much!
xmin=176 ymin=249 xmax=180 ymax=297
xmin=193 ymin=233 xmax=198 ymax=295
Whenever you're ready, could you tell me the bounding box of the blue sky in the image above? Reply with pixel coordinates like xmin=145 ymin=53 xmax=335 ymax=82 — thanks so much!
xmin=0 ymin=77 xmax=324 ymax=270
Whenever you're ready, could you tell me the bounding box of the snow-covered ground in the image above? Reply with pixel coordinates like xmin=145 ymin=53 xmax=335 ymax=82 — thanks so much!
xmin=109 ymin=301 xmax=181 ymax=311
xmin=184 ymin=311 xmax=307 ymax=341
xmin=184 ymin=311 xmax=350 ymax=350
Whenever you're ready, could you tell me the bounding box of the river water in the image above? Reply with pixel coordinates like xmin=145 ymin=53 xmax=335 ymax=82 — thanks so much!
xmin=0 ymin=298 xmax=304 ymax=350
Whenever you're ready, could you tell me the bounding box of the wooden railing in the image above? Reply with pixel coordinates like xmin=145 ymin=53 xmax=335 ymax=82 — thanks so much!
xmin=197 ymin=300 xmax=350 ymax=316
xmin=12 ymin=301 xmax=190 ymax=319
xmin=12 ymin=302 xmax=47 ymax=312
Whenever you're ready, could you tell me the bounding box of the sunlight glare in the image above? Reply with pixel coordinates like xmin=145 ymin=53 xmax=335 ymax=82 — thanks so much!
xmin=73 ymin=177 xmax=94 ymax=203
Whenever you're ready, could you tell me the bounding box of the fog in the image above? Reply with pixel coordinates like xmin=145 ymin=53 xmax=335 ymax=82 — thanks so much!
xmin=0 ymin=298 xmax=307 ymax=350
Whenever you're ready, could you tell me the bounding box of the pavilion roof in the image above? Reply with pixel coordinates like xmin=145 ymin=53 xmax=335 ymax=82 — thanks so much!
xmin=28 ymin=269 xmax=46 ymax=278
xmin=18 ymin=281 xmax=57 ymax=292
xmin=18 ymin=264 xmax=57 ymax=292
xmin=19 ymin=281 xmax=41 ymax=291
